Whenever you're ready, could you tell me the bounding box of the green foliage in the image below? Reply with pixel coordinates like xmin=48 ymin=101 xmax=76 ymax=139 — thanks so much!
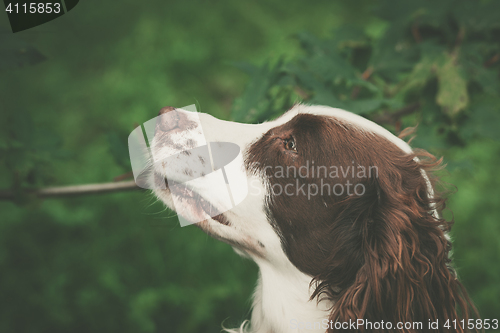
xmin=0 ymin=194 xmax=257 ymax=333
xmin=0 ymin=27 xmax=46 ymax=71
xmin=0 ymin=0 xmax=499 ymax=332
xmin=229 ymin=0 xmax=500 ymax=323
xmin=1 ymin=1 xmax=371 ymax=332
xmin=446 ymin=140 xmax=500 ymax=321
xmin=231 ymin=0 xmax=500 ymax=154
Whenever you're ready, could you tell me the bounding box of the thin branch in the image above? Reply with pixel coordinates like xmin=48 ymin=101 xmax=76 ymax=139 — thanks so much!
xmin=0 ymin=180 xmax=142 ymax=201
xmin=395 ymin=119 xmax=402 ymax=134
xmin=294 ymin=86 xmax=310 ymax=100
xmin=451 ymin=26 xmax=465 ymax=58
xmin=484 ymin=53 xmax=500 ymax=68
xmin=361 ymin=67 xmax=373 ymax=80
xmin=371 ymin=102 xmax=421 ymax=125
xmin=114 ymin=171 xmax=134 ymax=182
xmin=351 ymin=66 xmax=374 ymax=100
xmin=411 ymin=20 xmax=422 ymax=43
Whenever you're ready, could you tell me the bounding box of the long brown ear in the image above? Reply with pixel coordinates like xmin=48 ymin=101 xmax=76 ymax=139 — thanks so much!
xmin=312 ymin=151 xmax=479 ymax=333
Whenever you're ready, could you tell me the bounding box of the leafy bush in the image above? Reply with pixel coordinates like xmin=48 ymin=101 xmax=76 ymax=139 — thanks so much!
xmin=230 ymin=0 xmax=500 ymax=322
xmin=232 ymin=0 xmax=500 ymax=152
xmin=0 ymin=0 xmax=499 ymax=331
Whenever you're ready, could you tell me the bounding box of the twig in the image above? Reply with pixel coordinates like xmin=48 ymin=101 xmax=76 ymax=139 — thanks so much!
xmin=294 ymin=86 xmax=310 ymax=100
xmin=0 ymin=180 xmax=142 ymax=201
xmin=484 ymin=53 xmax=500 ymax=68
xmin=411 ymin=20 xmax=422 ymax=43
xmin=361 ymin=67 xmax=373 ymax=80
xmin=371 ymin=102 xmax=421 ymax=125
xmin=114 ymin=171 xmax=134 ymax=182
xmin=395 ymin=120 xmax=402 ymax=133
xmin=451 ymin=26 xmax=465 ymax=59
xmin=351 ymin=67 xmax=374 ymax=100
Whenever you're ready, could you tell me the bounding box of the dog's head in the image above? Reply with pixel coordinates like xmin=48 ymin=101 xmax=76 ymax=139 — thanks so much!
xmin=149 ymin=104 xmax=477 ymax=331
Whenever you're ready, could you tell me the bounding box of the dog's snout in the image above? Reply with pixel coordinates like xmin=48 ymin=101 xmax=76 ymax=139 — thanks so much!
xmin=158 ymin=106 xmax=176 ymax=115
xmin=157 ymin=106 xmax=180 ymax=132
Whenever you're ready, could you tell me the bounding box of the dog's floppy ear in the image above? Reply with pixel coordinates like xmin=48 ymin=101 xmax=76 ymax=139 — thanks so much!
xmin=312 ymin=151 xmax=478 ymax=333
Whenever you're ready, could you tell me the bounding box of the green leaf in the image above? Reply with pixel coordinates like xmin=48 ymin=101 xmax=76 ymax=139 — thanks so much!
xmin=0 ymin=28 xmax=46 ymax=72
xmin=285 ymin=63 xmax=345 ymax=108
xmin=230 ymin=61 xmax=258 ymax=76
xmin=343 ymin=99 xmax=384 ymax=115
xmin=435 ymin=54 xmax=469 ymax=117
xmin=462 ymin=94 xmax=500 ymax=142
xmin=107 ymin=132 xmax=131 ymax=170
xmin=393 ymin=53 xmax=437 ymax=99
xmin=295 ymin=32 xmax=357 ymax=83
xmin=461 ymin=43 xmax=500 ymax=95
xmin=411 ymin=122 xmax=451 ymax=152
xmin=231 ymin=59 xmax=285 ymax=123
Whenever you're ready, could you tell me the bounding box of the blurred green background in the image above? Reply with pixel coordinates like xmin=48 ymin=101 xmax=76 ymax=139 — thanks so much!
xmin=0 ymin=1 xmax=499 ymax=332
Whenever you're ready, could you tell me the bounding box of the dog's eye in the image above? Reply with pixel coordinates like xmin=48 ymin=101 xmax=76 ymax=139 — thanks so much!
xmin=284 ymin=137 xmax=297 ymax=152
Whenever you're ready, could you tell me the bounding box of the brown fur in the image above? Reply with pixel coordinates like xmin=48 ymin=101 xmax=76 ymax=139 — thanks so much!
xmin=246 ymin=113 xmax=479 ymax=332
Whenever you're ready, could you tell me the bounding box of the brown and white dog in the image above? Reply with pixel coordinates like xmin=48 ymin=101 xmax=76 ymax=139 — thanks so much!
xmin=148 ymin=104 xmax=477 ymax=333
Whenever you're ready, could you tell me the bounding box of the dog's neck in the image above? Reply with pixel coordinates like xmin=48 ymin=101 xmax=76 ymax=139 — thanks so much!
xmin=249 ymin=260 xmax=332 ymax=333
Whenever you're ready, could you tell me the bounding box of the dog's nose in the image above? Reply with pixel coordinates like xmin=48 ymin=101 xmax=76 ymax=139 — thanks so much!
xmin=157 ymin=106 xmax=179 ymax=132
